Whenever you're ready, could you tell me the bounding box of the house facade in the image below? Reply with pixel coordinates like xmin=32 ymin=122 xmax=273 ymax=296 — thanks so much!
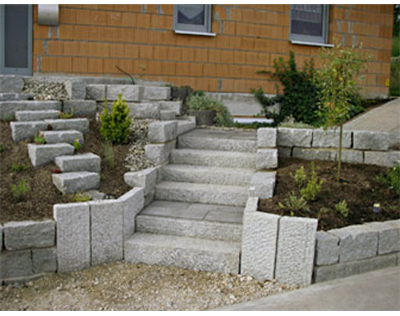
xmin=0 ymin=4 xmax=394 ymax=98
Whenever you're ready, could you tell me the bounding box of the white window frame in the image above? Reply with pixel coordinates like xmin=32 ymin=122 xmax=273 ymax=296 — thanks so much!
xmin=173 ymin=4 xmax=216 ymax=37
xmin=290 ymin=4 xmax=331 ymax=47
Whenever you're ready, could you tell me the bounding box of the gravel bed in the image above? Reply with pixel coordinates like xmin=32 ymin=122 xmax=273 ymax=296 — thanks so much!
xmin=23 ymin=79 xmax=69 ymax=101
xmin=0 ymin=261 xmax=299 ymax=311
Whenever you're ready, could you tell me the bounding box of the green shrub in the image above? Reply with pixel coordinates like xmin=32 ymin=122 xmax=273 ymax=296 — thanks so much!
xmin=59 ymin=108 xmax=74 ymax=119
xmin=100 ymin=95 xmax=131 ymax=145
xmin=186 ymin=93 xmax=234 ymax=127
xmin=378 ymin=163 xmax=400 ymax=195
xmin=34 ymin=132 xmax=46 ymax=145
xmin=11 ymin=163 xmax=28 ymax=173
xmin=278 ymin=192 xmax=310 ymax=216
xmin=70 ymin=192 xmax=91 ymax=202
xmin=291 ymin=166 xmax=307 ymax=188
xmin=299 ymin=162 xmax=324 ymax=201
xmin=10 ymin=179 xmax=30 ymax=202
xmin=335 ymin=200 xmax=349 ymax=218
xmin=73 ymin=138 xmax=83 ymax=152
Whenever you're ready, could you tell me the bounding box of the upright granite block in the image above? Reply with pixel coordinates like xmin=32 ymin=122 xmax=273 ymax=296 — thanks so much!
xmin=256 ymin=149 xmax=278 ymax=170
xmin=10 ymin=121 xmax=48 ymax=142
xmin=275 ymin=216 xmax=318 ymax=285
xmin=124 ymin=167 xmax=158 ymax=195
xmin=142 ymin=86 xmax=170 ymax=101
xmin=32 ymin=247 xmax=57 ymax=274
xmin=55 ymin=153 xmax=101 ymax=173
xmin=365 ymin=220 xmax=400 ymax=255
xmin=248 ymin=172 xmax=276 ymax=199
xmin=15 ymin=110 xmax=60 ymax=122
xmin=148 ymin=121 xmax=177 ymax=143
xmin=353 ymin=131 xmax=390 ymax=151
xmin=107 ymin=85 xmax=141 ymax=101
xmin=315 ymin=231 xmax=340 ymax=266
xmin=4 ymin=220 xmax=55 ymax=251
xmin=86 ymin=84 xmax=106 ymax=101
xmin=63 ymin=100 xmax=96 ymax=117
xmin=42 ymin=130 xmax=84 ymax=145
xmin=241 ymin=197 xmax=280 ymax=281
xmin=278 ymin=127 xmax=313 ymax=148
xmin=292 ymin=147 xmax=334 ymax=161
xmin=338 ymin=149 xmax=364 ymax=164
xmin=128 ymin=102 xmax=160 ymax=119
xmin=0 ymin=250 xmax=32 ymax=280
xmin=90 ymin=200 xmax=124 ymax=265
xmin=53 ymin=203 xmax=91 ymax=273
xmin=257 ymin=128 xmax=277 ymax=148
xmin=0 ymin=75 xmax=24 ymax=93
xmin=0 ymin=100 xmax=61 ymax=120
xmin=278 ymin=146 xmax=292 ymax=158
xmin=364 ymin=151 xmax=400 ymax=168
xmin=45 ymin=118 xmax=89 ymax=134
xmin=118 ymin=188 xmax=145 ymax=240
xmin=52 ymin=172 xmax=100 ymax=194
xmin=65 ymin=80 xmax=86 ymax=100
xmin=312 ymin=129 xmax=352 ymax=148
xmin=28 ymin=143 xmax=75 ymax=167
xmin=145 ymin=140 xmax=176 ymax=164
xmin=158 ymin=101 xmax=182 ymax=115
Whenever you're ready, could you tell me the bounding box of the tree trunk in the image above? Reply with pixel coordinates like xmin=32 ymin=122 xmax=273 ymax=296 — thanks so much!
xmin=337 ymin=124 xmax=343 ymax=182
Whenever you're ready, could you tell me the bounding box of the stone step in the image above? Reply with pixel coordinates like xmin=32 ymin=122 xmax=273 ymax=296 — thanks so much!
xmin=52 ymin=172 xmax=100 ymax=194
xmin=155 ymin=181 xmax=249 ymax=206
xmin=170 ymin=149 xmax=256 ymax=169
xmin=42 ymin=130 xmax=84 ymax=145
xmin=15 ymin=110 xmax=60 ymax=122
xmin=45 ymin=118 xmax=89 ymax=133
xmin=176 ymin=119 xmax=196 ymax=136
xmin=10 ymin=121 xmax=48 ymax=142
xmin=28 ymin=143 xmax=74 ymax=167
xmin=178 ymin=129 xmax=258 ymax=153
xmin=136 ymin=200 xmax=243 ymax=242
xmin=55 ymin=153 xmax=101 ymax=173
xmin=160 ymin=110 xmax=176 ymax=121
xmin=63 ymin=100 xmax=96 ymax=117
xmin=158 ymin=101 xmax=182 ymax=115
xmin=0 ymin=100 xmax=61 ymax=120
xmin=161 ymin=164 xmax=255 ymax=186
xmin=0 ymin=93 xmax=34 ymax=101
xmin=124 ymin=233 xmax=241 ymax=274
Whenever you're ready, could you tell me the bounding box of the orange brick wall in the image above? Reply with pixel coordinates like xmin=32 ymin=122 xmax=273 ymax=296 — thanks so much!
xmin=32 ymin=4 xmax=393 ymax=97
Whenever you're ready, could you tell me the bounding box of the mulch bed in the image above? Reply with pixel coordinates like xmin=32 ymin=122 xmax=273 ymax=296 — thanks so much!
xmin=259 ymin=158 xmax=400 ymax=231
xmin=0 ymin=119 xmax=131 ymax=224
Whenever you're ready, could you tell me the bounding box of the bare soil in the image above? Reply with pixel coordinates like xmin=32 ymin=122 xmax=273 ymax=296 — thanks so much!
xmin=259 ymin=158 xmax=400 ymax=231
xmin=0 ymin=119 xmax=131 ymax=224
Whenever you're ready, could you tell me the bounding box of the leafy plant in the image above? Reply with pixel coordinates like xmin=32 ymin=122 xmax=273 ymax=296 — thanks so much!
xmin=317 ymin=41 xmax=370 ymax=181
xmin=100 ymin=94 xmax=131 ymax=145
xmin=253 ymin=51 xmax=321 ymax=126
xmin=378 ymin=163 xmax=400 ymax=194
xmin=0 ymin=143 xmax=4 ymax=153
xmin=70 ymin=192 xmax=91 ymax=202
xmin=10 ymin=179 xmax=30 ymax=202
xmin=186 ymin=93 xmax=234 ymax=127
xmin=34 ymin=132 xmax=46 ymax=145
xmin=291 ymin=166 xmax=307 ymax=188
xmin=299 ymin=162 xmax=324 ymax=201
xmin=335 ymin=200 xmax=349 ymax=218
xmin=103 ymin=142 xmax=115 ymax=169
xmin=3 ymin=114 xmax=14 ymax=122
xmin=73 ymin=138 xmax=83 ymax=152
xmin=59 ymin=109 xmax=74 ymax=119
xmin=11 ymin=163 xmax=28 ymax=173
xmin=278 ymin=192 xmax=310 ymax=215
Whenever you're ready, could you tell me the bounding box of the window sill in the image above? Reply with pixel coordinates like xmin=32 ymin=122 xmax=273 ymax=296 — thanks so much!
xmin=290 ymin=40 xmax=334 ymax=48
xmin=174 ymin=30 xmax=216 ymax=37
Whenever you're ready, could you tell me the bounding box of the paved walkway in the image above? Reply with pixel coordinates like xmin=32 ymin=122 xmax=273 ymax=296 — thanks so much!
xmin=214 ymin=266 xmax=400 ymax=311
xmin=344 ymin=97 xmax=400 ymax=133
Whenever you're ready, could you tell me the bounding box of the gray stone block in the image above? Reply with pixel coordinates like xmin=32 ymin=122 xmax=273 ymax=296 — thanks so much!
xmin=329 ymin=224 xmax=378 ymax=263
xmin=0 ymin=75 xmax=24 ymax=93
xmin=366 ymin=220 xmax=400 ymax=255
xmin=249 ymin=172 xmax=276 ymax=199
xmin=0 ymin=250 xmax=32 ymax=280
xmin=241 ymin=197 xmax=280 ymax=280
xmin=65 ymin=80 xmax=86 ymax=100
xmin=148 ymin=121 xmax=177 ymax=143
xmin=353 ymin=131 xmax=391 ymax=151
xmin=124 ymin=167 xmax=158 ymax=195
xmin=0 ymin=93 xmax=33 ymax=101
xmin=53 ymin=203 xmax=91 ymax=273
xmin=160 ymin=110 xmax=176 ymax=121
xmin=0 ymin=100 xmax=61 ymax=120
xmin=292 ymin=147 xmax=334 ymax=161
xmin=312 ymin=129 xmax=352 ymax=148
xmin=339 ymin=149 xmax=364 ymax=164
xmin=63 ymin=100 xmax=96 ymax=117
xmin=278 ymin=146 xmax=292 ymax=158
xmin=10 ymin=121 xmax=48 ymax=142
xmin=108 ymin=85 xmax=141 ymax=101
xmin=4 ymin=220 xmax=55 ymax=251
xmin=158 ymin=101 xmax=182 ymax=115
xmin=256 ymin=149 xmax=278 ymax=170
xmin=275 ymin=216 xmax=318 ymax=285
xmin=315 ymin=231 xmax=340 ymax=266
xmin=177 ymin=120 xmax=196 ymax=136
xmin=278 ymin=127 xmax=313 ymax=148
xmin=364 ymin=151 xmax=400 ymax=168
xmin=15 ymin=110 xmax=60 ymax=122
xmin=42 ymin=130 xmax=83 ymax=145
xmin=32 ymin=247 xmax=57 ymax=274
xmin=45 ymin=118 xmax=89 ymax=133
xmin=28 ymin=143 xmax=74 ymax=167
xmin=128 ymin=102 xmax=160 ymax=119
xmin=90 ymin=200 xmax=124 ymax=265
xmin=145 ymin=140 xmax=176 ymax=164
xmin=0 ymin=225 xmax=3 ymax=253
xmin=52 ymin=172 xmax=100 ymax=194
xmin=55 ymin=153 xmax=101 ymax=173
xmin=86 ymin=84 xmax=106 ymax=101
xmin=118 ymin=188 xmax=145 ymax=240
xmin=142 ymin=86 xmax=170 ymax=101
xmin=257 ymin=128 xmax=277 ymax=148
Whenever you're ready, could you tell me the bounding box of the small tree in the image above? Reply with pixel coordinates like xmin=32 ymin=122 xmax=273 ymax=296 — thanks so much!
xmin=317 ymin=41 xmax=369 ymax=181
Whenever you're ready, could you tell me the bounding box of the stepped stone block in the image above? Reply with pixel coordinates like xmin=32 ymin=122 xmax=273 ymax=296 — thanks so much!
xmin=257 ymin=128 xmax=277 ymax=148
xmin=124 ymin=233 xmax=241 ymax=274
xmin=353 ymin=131 xmax=390 ymax=151
xmin=142 ymin=86 xmax=170 ymax=101
xmin=177 ymin=120 xmax=196 ymax=136
xmin=312 ymin=129 xmax=352 ymax=148
xmin=53 ymin=203 xmax=91 ymax=273
xmin=118 ymin=188 xmax=145 ymax=240
xmin=365 ymin=220 xmax=400 ymax=255
xmin=32 ymin=247 xmax=57 ymax=274
xmin=148 ymin=121 xmax=177 ymax=143
xmin=0 ymin=100 xmax=61 ymax=120
xmin=124 ymin=167 xmax=158 ymax=195
xmin=45 ymin=118 xmax=89 ymax=133
xmin=364 ymin=151 xmax=400 ymax=168
xmin=52 ymin=172 xmax=100 ymax=194
xmin=155 ymin=181 xmax=249 ymax=206
xmin=63 ymin=100 xmax=96 ymax=116
xmin=28 ymin=143 xmax=74 ymax=167
xmin=256 ymin=149 xmax=278 ymax=170
xmin=128 ymin=102 xmax=160 ymax=119
xmin=10 ymin=121 xmax=48 ymax=142
xmin=0 ymin=250 xmax=32 ymax=280
xmin=158 ymin=101 xmax=182 ymax=115
xmin=160 ymin=110 xmax=176 ymax=121
xmin=65 ymin=79 xmax=86 ymax=100
xmin=145 ymin=140 xmax=176 ymax=164
xmin=0 ymin=93 xmax=33 ymax=101
xmin=292 ymin=147 xmax=334 ymax=161
xmin=86 ymin=84 xmax=106 ymax=101
xmin=0 ymin=75 xmax=24 ymax=93
xmin=42 ymin=130 xmax=84 ymax=145
xmin=55 ymin=153 xmax=101 ymax=173
xmin=315 ymin=231 xmax=340 ymax=266
xmin=15 ymin=110 xmax=60 ymax=121
xmin=278 ymin=127 xmax=313 ymax=148
xmin=107 ymin=85 xmax=141 ymax=101
xmin=248 ymin=171 xmax=276 ymax=199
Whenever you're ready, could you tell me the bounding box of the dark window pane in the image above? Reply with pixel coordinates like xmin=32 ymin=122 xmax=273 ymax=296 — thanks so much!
xmin=291 ymin=4 xmax=323 ymax=37
xmin=177 ymin=4 xmax=205 ymax=26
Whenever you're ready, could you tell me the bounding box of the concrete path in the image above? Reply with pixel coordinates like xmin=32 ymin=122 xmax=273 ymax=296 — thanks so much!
xmin=214 ymin=266 xmax=400 ymax=311
xmin=344 ymin=97 xmax=400 ymax=133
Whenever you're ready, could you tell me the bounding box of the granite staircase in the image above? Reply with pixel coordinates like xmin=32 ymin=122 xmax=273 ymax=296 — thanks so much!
xmin=125 ymin=129 xmax=276 ymax=274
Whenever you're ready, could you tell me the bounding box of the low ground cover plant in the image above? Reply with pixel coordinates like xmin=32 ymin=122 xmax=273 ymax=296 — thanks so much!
xmin=10 ymin=179 xmax=30 ymax=203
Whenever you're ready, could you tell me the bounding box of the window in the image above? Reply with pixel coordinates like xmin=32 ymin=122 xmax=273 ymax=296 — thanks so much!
xmin=290 ymin=4 xmax=330 ymax=45
xmin=173 ymin=4 xmax=214 ymax=36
